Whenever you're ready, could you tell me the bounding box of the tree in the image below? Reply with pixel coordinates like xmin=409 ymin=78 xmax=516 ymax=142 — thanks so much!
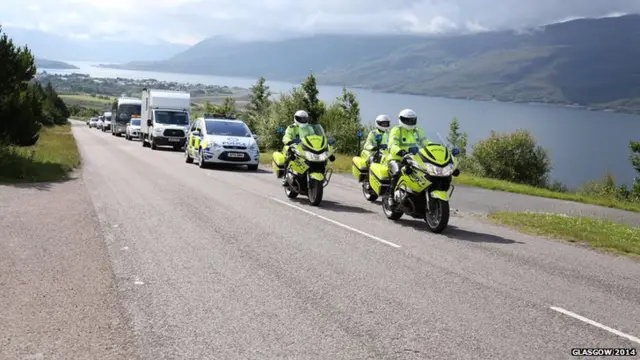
xmin=0 ymin=25 xmax=41 ymax=145
xmin=220 ymin=97 xmax=236 ymax=115
xmin=320 ymin=87 xmax=363 ymax=154
xmin=245 ymin=77 xmax=271 ymax=121
xmin=471 ymin=129 xmax=551 ymax=187
xmin=629 ymin=140 xmax=640 ymax=198
xmin=300 ymin=72 xmax=324 ymax=123
xmin=447 ymin=116 xmax=468 ymax=157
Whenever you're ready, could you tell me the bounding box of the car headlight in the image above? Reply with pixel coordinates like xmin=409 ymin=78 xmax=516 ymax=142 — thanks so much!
xmin=423 ymin=163 xmax=455 ymax=177
xmin=154 ymin=127 xmax=164 ymax=133
xmin=305 ymin=151 xmax=328 ymax=162
xmin=248 ymin=143 xmax=257 ymax=151
xmin=212 ymin=142 xmax=222 ymax=149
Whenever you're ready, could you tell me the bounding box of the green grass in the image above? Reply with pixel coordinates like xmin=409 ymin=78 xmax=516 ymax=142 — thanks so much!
xmin=489 ymin=212 xmax=640 ymax=258
xmin=259 ymin=152 xmax=352 ymax=173
xmin=259 ymin=151 xmax=640 ymax=213
xmin=0 ymin=123 xmax=81 ymax=183
xmin=60 ymin=94 xmax=114 ymax=109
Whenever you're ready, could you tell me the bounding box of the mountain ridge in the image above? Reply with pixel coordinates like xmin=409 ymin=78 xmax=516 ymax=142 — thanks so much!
xmin=102 ymin=15 xmax=640 ymax=112
xmin=3 ymin=26 xmax=189 ymax=63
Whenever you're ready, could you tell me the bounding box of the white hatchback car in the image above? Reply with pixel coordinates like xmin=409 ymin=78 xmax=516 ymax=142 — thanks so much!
xmin=125 ymin=118 xmax=141 ymax=140
xmin=184 ymin=116 xmax=260 ymax=170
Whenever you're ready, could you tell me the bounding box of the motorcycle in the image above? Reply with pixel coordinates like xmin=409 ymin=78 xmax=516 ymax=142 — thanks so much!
xmin=351 ymin=134 xmax=388 ymax=202
xmin=369 ymin=143 xmax=461 ymax=233
xmin=271 ymin=124 xmax=336 ymax=206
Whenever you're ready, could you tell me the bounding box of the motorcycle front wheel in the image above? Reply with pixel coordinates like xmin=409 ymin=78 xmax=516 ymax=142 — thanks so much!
xmin=424 ymin=198 xmax=450 ymax=233
xmin=308 ymin=178 xmax=323 ymax=206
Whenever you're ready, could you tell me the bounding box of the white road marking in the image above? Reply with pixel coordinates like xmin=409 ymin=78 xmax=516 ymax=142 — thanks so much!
xmin=270 ymin=197 xmax=401 ymax=248
xmin=550 ymin=306 xmax=640 ymax=344
xmin=134 ymin=280 xmax=145 ymax=285
xmin=120 ymin=246 xmax=129 ymax=251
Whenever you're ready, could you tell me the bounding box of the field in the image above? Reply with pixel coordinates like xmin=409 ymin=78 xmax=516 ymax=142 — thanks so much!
xmin=60 ymin=94 xmax=114 ymax=109
xmin=0 ymin=123 xmax=81 ymax=183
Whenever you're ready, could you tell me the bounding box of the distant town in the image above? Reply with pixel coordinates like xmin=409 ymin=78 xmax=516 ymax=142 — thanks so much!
xmin=35 ymin=71 xmax=248 ymax=99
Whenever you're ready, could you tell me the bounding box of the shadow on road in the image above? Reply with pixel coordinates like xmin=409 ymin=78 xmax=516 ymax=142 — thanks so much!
xmin=394 ymin=219 xmax=523 ymax=244
xmin=207 ymin=163 xmax=271 ymax=174
xmin=444 ymin=225 xmax=524 ymax=244
xmin=290 ymin=198 xmax=374 ymax=214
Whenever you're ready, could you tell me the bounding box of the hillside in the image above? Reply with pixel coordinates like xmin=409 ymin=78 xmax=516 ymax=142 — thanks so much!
xmin=108 ymin=15 xmax=640 ymax=112
xmin=3 ymin=27 xmax=189 ymax=63
xmin=35 ymin=58 xmax=78 ymax=70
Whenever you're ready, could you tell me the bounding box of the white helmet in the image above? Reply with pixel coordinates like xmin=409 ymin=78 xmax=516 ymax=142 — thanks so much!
xmin=375 ymin=114 xmax=390 ymax=132
xmin=398 ymin=108 xmax=417 ymax=130
xmin=293 ymin=110 xmax=309 ymax=126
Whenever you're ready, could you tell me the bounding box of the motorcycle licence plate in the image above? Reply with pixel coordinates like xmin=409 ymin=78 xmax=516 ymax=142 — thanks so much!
xmin=227 ymin=152 xmax=244 ymax=158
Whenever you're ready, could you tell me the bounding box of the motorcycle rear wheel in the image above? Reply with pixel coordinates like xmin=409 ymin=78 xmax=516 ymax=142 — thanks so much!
xmin=382 ymin=195 xmax=403 ymax=220
xmin=362 ymin=181 xmax=378 ymax=202
xmin=424 ymin=198 xmax=450 ymax=233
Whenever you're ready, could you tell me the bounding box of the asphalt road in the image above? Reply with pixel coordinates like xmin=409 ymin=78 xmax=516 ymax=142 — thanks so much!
xmin=2 ymin=121 xmax=639 ymax=359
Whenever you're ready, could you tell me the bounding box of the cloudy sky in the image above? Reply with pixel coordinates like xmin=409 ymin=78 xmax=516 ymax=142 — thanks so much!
xmin=1 ymin=0 xmax=639 ymax=45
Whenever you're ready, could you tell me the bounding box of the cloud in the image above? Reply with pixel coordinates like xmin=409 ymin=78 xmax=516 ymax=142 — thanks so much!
xmin=1 ymin=0 xmax=639 ymax=45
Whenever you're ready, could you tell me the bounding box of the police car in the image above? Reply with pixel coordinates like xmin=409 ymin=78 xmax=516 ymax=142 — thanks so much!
xmin=184 ymin=114 xmax=260 ymax=171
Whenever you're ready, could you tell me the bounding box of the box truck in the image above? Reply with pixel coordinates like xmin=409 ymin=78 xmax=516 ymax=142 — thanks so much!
xmin=140 ymin=88 xmax=191 ymax=150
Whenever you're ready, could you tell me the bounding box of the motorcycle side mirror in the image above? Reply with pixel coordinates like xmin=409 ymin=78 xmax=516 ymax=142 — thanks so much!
xmin=276 ymin=127 xmax=284 ymax=134
xmin=328 ymin=137 xmax=336 ymax=145
xmin=374 ymin=134 xmax=382 ymax=142
xmin=452 ymin=147 xmax=460 ymax=156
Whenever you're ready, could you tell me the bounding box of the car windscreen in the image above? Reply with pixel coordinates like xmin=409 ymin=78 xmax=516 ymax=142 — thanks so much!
xmin=130 ymin=119 xmax=141 ymax=126
xmin=117 ymin=104 xmax=141 ymax=121
xmin=105 ymin=116 xmax=111 ymax=121
xmin=205 ymin=120 xmax=251 ymax=137
xmin=154 ymin=111 xmax=189 ymax=125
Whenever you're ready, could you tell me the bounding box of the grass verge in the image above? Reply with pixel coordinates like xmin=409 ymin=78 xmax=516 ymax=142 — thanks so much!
xmin=0 ymin=123 xmax=81 ymax=183
xmin=259 ymin=151 xmax=640 ymax=213
xmin=489 ymin=212 xmax=640 ymax=258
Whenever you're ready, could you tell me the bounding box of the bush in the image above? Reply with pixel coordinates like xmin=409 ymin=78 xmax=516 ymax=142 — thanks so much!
xmin=471 ymin=129 xmax=552 ymax=187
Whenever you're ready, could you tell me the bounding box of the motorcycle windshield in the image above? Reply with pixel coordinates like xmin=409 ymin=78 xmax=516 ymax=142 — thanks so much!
xmin=299 ymin=124 xmax=325 ymax=138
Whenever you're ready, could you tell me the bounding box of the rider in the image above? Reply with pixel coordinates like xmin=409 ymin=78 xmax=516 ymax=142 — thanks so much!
xmin=281 ymin=110 xmax=309 ymax=184
xmin=363 ymin=115 xmax=391 ymax=165
xmin=386 ymin=108 xmax=430 ymax=205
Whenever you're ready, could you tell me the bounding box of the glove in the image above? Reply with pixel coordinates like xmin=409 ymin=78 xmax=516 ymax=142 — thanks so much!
xmin=408 ymin=146 xmax=419 ymax=155
xmin=397 ymin=149 xmax=407 ymax=157
xmin=292 ymin=138 xmax=301 ymax=144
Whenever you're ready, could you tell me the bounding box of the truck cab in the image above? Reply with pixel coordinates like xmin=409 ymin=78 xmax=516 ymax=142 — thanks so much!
xmin=140 ymin=88 xmax=191 ymax=150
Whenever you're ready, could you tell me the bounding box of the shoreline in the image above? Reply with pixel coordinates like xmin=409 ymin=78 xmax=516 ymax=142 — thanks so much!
xmin=93 ymin=63 xmax=640 ymax=117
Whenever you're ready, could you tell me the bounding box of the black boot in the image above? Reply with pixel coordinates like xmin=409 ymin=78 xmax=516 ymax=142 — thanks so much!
xmin=388 ymin=175 xmax=399 ymax=205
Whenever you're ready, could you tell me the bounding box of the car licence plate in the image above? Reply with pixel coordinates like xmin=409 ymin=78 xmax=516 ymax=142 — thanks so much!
xmin=168 ymin=138 xmax=181 ymax=142
xmin=227 ymin=152 xmax=244 ymax=158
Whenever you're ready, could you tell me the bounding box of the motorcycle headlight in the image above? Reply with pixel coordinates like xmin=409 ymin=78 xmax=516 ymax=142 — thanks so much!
xmin=305 ymin=151 xmax=328 ymax=162
xmin=423 ymin=163 xmax=455 ymax=177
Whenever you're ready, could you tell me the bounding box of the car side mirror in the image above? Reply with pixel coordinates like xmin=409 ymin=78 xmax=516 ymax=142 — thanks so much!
xmin=147 ymin=119 xmax=152 ymax=127
xmin=252 ymin=134 xmax=258 ymax=140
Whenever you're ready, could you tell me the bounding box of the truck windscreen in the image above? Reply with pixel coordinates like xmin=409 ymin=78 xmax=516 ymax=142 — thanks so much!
xmin=155 ymin=111 xmax=189 ymax=125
